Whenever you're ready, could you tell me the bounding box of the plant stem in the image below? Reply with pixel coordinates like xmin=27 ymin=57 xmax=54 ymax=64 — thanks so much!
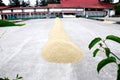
xmin=103 ymin=40 xmax=120 ymax=61
xmin=110 ymin=51 xmax=120 ymax=61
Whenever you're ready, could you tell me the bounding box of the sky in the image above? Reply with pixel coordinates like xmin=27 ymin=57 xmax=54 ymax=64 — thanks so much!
xmin=3 ymin=0 xmax=37 ymax=6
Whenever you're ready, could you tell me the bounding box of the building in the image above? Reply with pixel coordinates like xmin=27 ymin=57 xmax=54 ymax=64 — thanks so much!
xmin=0 ymin=0 xmax=117 ymax=20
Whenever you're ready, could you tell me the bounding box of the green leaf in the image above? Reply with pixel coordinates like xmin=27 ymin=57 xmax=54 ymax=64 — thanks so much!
xmin=4 ymin=77 xmax=9 ymax=80
xmin=105 ymin=48 xmax=110 ymax=57
xmin=89 ymin=37 xmax=102 ymax=49
xmin=16 ymin=74 xmax=19 ymax=78
xmin=117 ymin=64 xmax=120 ymax=80
xmin=93 ymin=48 xmax=100 ymax=57
xmin=18 ymin=77 xmax=23 ymax=79
xmin=97 ymin=57 xmax=116 ymax=73
xmin=0 ymin=78 xmax=4 ymax=80
xmin=106 ymin=35 xmax=120 ymax=44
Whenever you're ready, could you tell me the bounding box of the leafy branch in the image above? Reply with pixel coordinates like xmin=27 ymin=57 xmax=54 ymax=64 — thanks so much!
xmin=0 ymin=74 xmax=23 ymax=80
xmin=89 ymin=35 xmax=120 ymax=80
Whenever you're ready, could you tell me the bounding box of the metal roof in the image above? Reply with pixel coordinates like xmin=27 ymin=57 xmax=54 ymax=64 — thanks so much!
xmin=0 ymin=0 xmax=114 ymax=10
xmin=0 ymin=6 xmax=9 ymax=10
xmin=48 ymin=0 xmax=114 ymax=8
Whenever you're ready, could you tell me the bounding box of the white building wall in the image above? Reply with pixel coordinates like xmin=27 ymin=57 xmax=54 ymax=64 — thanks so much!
xmin=100 ymin=0 xmax=119 ymax=3
xmin=76 ymin=9 xmax=84 ymax=11
xmin=110 ymin=10 xmax=115 ymax=16
xmin=13 ymin=10 xmax=22 ymax=12
xmin=50 ymin=9 xmax=62 ymax=12
xmin=62 ymin=8 xmax=77 ymax=11
xmin=36 ymin=9 xmax=47 ymax=12
xmin=24 ymin=9 xmax=34 ymax=12
xmin=0 ymin=15 xmax=2 ymax=19
xmin=112 ymin=0 xmax=119 ymax=3
xmin=2 ymin=10 xmax=11 ymax=13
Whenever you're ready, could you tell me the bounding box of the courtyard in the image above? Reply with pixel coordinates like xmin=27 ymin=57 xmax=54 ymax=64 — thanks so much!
xmin=0 ymin=18 xmax=120 ymax=80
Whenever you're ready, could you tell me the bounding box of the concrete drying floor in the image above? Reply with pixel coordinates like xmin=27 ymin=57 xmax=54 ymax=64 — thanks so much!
xmin=0 ymin=18 xmax=120 ymax=80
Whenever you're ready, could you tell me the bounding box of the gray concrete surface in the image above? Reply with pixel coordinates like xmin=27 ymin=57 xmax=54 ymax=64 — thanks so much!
xmin=95 ymin=17 xmax=120 ymax=22
xmin=0 ymin=18 xmax=120 ymax=80
xmin=106 ymin=17 xmax=120 ymax=22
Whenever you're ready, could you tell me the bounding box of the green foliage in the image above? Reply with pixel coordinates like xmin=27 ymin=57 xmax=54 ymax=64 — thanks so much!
xmin=117 ymin=64 xmax=120 ymax=80
xmin=88 ymin=37 xmax=102 ymax=49
xmin=114 ymin=3 xmax=120 ymax=15
xmin=47 ymin=0 xmax=60 ymax=4
xmin=0 ymin=74 xmax=22 ymax=80
xmin=0 ymin=0 xmax=5 ymax=6
xmin=40 ymin=0 xmax=60 ymax=6
xmin=9 ymin=0 xmax=20 ymax=7
xmin=0 ymin=20 xmax=15 ymax=27
xmin=97 ymin=57 xmax=116 ymax=73
xmin=93 ymin=48 xmax=100 ymax=57
xmin=40 ymin=0 xmax=48 ymax=6
xmin=0 ymin=20 xmax=25 ymax=27
xmin=15 ymin=24 xmax=25 ymax=26
xmin=21 ymin=1 xmax=30 ymax=7
xmin=105 ymin=48 xmax=110 ymax=57
xmin=15 ymin=74 xmax=22 ymax=80
xmin=106 ymin=35 xmax=120 ymax=43
xmin=0 ymin=77 xmax=9 ymax=80
xmin=89 ymin=35 xmax=120 ymax=80
xmin=47 ymin=0 xmax=55 ymax=3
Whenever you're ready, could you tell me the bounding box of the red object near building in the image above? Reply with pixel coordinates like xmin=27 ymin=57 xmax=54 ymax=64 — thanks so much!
xmin=61 ymin=0 xmax=114 ymax=8
xmin=0 ymin=6 xmax=9 ymax=10
xmin=48 ymin=0 xmax=114 ymax=9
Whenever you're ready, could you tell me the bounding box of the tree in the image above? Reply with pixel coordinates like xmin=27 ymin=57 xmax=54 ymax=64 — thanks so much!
xmin=27 ymin=0 xmax=30 ymax=6
xmin=36 ymin=0 xmax=39 ymax=6
xmin=40 ymin=0 xmax=47 ymax=6
xmin=56 ymin=0 xmax=60 ymax=3
xmin=21 ymin=0 xmax=26 ymax=7
xmin=9 ymin=0 xmax=12 ymax=6
xmin=40 ymin=0 xmax=60 ymax=6
xmin=9 ymin=0 xmax=20 ymax=7
xmin=0 ymin=0 xmax=5 ymax=6
xmin=21 ymin=0 xmax=30 ymax=7
xmin=48 ymin=0 xmax=55 ymax=3
xmin=47 ymin=0 xmax=60 ymax=3
xmin=36 ymin=0 xmax=41 ymax=6
xmin=114 ymin=3 xmax=120 ymax=15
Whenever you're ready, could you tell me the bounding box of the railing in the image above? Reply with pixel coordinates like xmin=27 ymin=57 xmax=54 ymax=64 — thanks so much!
xmin=0 ymin=10 xmax=105 ymax=20
xmin=86 ymin=11 xmax=105 ymax=17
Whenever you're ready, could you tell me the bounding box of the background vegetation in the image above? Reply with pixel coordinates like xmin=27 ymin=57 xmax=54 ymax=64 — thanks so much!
xmin=0 ymin=0 xmax=5 ymax=6
xmin=0 ymin=0 xmax=60 ymax=6
xmin=0 ymin=20 xmax=25 ymax=27
xmin=114 ymin=3 xmax=120 ymax=15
